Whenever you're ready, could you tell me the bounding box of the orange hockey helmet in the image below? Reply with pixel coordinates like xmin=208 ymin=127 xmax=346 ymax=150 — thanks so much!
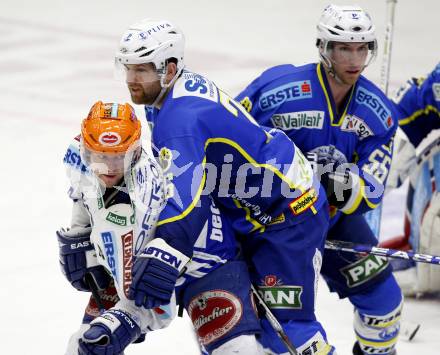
xmin=81 ymin=101 xmax=142 ymax=174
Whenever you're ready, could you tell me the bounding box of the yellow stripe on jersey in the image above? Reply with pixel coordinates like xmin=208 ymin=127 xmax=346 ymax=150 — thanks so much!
xmin=232 ymin=199 xmax=265 ymax=233
xmin=204 ymin=137 xmax=308 ymax=192
xmin=342 ymin=177 xmax=378 ymax=214
xmin=316 ymin=63 xmax=355 ymax=127
xmin=399 ymin=104 xmax=440 ymax=126
xmin=157 ymin=156 xmax=207 ymax=226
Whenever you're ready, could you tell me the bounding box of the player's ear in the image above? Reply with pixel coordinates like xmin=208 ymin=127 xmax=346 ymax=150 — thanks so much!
xmin=165 ymin=61 xmax=178 ymax=84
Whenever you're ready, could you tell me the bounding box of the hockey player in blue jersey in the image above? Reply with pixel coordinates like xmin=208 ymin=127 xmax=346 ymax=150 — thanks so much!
xmin=59 ymin=101 xmax=262 ymax=354
xmin=384 ymin=62 xmax=440 ymax=297
xmin=236 ymin=5 xmax=403 ymax=355
xmin=115 ymin=19 xmax=335 ymax=354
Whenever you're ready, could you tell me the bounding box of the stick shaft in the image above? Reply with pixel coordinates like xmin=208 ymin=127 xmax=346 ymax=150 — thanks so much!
xmin=325 ymin=240 xmax=440 ymax=265
xmin=251 ymin=285 xmax=298 ymax=355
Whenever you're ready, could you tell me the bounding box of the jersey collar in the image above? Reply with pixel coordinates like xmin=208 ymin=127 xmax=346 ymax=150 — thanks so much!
xmin=316 ymin=62 xmax=355 ymax=127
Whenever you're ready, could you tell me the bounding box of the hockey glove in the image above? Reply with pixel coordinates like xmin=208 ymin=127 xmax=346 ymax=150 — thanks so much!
xmin=78 ymin=309 xmax=141 ymax=355
xmin=57 ymin=227 xmax=111 ymax=291
xmin=320 ymin=168 xmax=354 ymax=209
xmin=307 ymin=151 xmax=354 ymax=209
xmin=128 ymin=238 xmax=190 ymax=309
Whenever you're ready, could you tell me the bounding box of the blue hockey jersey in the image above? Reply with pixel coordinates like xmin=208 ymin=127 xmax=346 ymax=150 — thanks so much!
xmin=394 ymin=62 xmax=440 ymax=147
xmin=145 ymin=70 xmax=327 ymax=255
xmin=236 ymin=63 xmax=398 ymax=222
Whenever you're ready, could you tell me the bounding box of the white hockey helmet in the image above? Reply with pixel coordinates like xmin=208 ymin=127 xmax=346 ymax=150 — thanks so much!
xmin=316 ymin=5 xmax=377 ymax=68
xmin=115 ymin=19 xmax=185 ymax=82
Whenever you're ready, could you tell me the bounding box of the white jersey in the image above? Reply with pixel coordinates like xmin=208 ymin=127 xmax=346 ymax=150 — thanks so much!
xmin=63 ymin=136 xmax=174 ymax=332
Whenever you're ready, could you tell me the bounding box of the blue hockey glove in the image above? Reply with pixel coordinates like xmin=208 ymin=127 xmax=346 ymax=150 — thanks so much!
xmin=128 ymin=238 xmax=190 ymax=309
xmin=78 ymin=309 xmax=141 ymax=355
xmin=57 ymin=228 xmax=111 ymax=291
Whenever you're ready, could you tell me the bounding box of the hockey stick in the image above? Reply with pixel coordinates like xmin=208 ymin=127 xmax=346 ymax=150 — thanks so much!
xmin=364 ymin=0 xmax=398 ymax=239
xmin=251 ymin=284 xmax=298 ymax=355
xmin=325 ymin=240 xmax=440 ymax=265
xmin=325 ymin=239 xmax=427 ymax=341
xmin=84 ymin=273 xmax=106 ymax=314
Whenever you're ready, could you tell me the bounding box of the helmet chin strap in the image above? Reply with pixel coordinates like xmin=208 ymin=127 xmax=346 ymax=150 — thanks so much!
xmin=152 ymin=66 xmax=184 ymax=108
xmin=320 ymin=52 xmax=344 ymax=85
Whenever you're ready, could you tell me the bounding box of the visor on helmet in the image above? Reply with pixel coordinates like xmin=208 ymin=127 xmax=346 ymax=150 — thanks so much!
xmin=80 ymin=139 xmax=140 ymax=175
xmin=114 ymin=61 xmax=164 ymax=84
xmin=321 ymin=40 xmax=377 ymax=67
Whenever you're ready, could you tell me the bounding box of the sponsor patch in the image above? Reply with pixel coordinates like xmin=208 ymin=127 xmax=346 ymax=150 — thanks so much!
xmin=268 ymin=213 xmax=285 ymax=226
xmin=98 ymin=132 xmax=121 ymax=146
xmin=355 ymin=86 xmax=393 ymax=129
xmin=432 ymin=83 xmax=440 ymax=101
xmin=340 ymin=254 xmax=389 ymax=287
xmin=340 ymin=114 xmax=373 ymax=139
xmin=63 ymin=144 xmax=89 ymax=174
xmin=188 ymin=290 xmax=243 ymax=345
xmin=296 ymin=331 xmax=333 ymax=355
xmin=361 ymin=305 xmax=402 ymax=328
xmin=123 ymin=22 xmax=172 ymax=42
xmin=122 ymin=231 xmax=133 ymax=297
xmin=101 ymin=231 xmax=118 ymax=280
xmin=258 ymin=286 xmax=303 ymax=309
xmin=173 ymin=72 xmax=219 ymax=102
xmin=259 ymin=80 xmax=313 ymax=111
xmin=84 ymin=282 xmax=119 ymax=318
xmin=308 ymin=145 xmax=348 ymax=165
xmin=271 ymin=111 xmax=324 ymax=130
xmin=289 ymin=188 xmax=318 ymax=215
xmin=106 ymin=211 xmax=127 ymax=226
xmin=158 ymin=147 xmax=173 ymax=172
xmin=239 ymin=96 xmax=253 ymax=112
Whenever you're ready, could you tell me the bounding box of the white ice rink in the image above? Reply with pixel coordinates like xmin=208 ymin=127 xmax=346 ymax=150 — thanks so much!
xmin=1 ymin=0 xmax=439 ymax=353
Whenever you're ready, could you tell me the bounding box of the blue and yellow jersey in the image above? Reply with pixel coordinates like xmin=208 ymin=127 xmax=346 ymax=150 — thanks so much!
xmin=145 ymin=70 xmax=326 ymax=252
xmin=394 ymin=62 xmax=440 ymax=147
xmin=236 ymin=63 xmax=398 ymax=222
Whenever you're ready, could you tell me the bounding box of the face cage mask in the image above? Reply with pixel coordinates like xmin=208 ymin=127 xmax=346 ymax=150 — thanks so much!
xmin=80 ymin=140 xmax=141 ymax=176
xmin=320 ymin=40 xmax=377 ymax=69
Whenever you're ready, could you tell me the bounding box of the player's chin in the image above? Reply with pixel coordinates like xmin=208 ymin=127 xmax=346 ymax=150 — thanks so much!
xmin=342 ymin=73 xmax=360 ymax=85
xmin=129 ymin=91 xmax=145 ymax=105
xmin=99 ymin=174 xmax=122 ymax=188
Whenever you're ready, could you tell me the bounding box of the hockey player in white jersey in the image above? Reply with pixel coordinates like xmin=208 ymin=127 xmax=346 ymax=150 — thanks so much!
xmin=385 ymin=63 xmax=440 ymax=297
xmin=58 ymin=101 xmax=262 ymax=354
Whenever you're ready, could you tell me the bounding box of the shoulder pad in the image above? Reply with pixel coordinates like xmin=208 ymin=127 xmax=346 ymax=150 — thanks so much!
xmin=63 ymin=136 xmax=92 ymax=200
xmin=63 ymin=136 xmax=89 ymax=174
xmin=172 ymin=71 xmax=219 ymax=103
xmin=355 ymin=81 xmax=397 ymax=132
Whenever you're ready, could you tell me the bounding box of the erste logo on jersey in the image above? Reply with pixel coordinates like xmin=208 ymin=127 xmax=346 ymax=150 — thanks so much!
xmin=99 ymin=132 xmax=121 ymax=146
xmin=188 ymin=290 xmax=243 ymax=345
xmin=340 ymin=114 xmax=373 ymax=139
xmin=355 ymin=87 xmax=393 ymax=129
xmin=259 ymin=80 xmax=313 ymax=111
xmin=173 ymin=71 xmax=219 ymax=102
xmin=271 ymin=110 xmax=324 ymax=131
xmin=101 ymin=231 xmax=118 ymax=281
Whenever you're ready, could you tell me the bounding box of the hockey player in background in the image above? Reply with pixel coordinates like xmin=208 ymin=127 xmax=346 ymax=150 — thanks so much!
xmin=236 ymin=5 xmax=403 ymax=355
xmin=384 ymin=62 xmax=440 ymax=297
xmin=59 ymin=101 xmax=262 ymax=354
xmin=115 ymin=18 xmax=336 ymax=354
